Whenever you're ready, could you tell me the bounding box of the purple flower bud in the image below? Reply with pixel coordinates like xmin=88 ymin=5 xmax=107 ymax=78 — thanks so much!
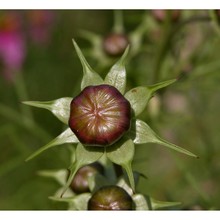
xmin=69 ymin=84 xmax=131 ymax=146
xmin=69 ymin=162 xmax=104 ymax=194
xmin=103 ymin=33 xmax=129 ymax=57
xmin=88 ymin=185 xmax=134 ymax=210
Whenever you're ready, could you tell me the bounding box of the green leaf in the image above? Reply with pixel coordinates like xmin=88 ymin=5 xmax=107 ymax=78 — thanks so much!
xmin=133 ymin=119 xmax=198 ymax=158
xmin=61 ymin=143 xmax=104 ymax=197
xmin=25 ymin=128 xmax=79 ymax=161
xmin=23 ymin=97 xmax=72 ymax=124
xmin=125 ymin=79 xmax=176 ymax=116
xmin=150 ymin=197 xmax=181 ymax=210
xmin=106 ymin=139 xmax=135 ymax=192
xmin=37 ymin=169 xmax=68 ymax=186
xmin=104 ymin=45 xmax=129 ymax=94
xmin=72 ymin=39 xmax=104 ymax=90
xmin=132 ymin=194 xmax=149 ymax=210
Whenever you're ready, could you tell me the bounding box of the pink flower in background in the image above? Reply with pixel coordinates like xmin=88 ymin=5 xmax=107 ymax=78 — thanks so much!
xmin=0 ymin=10 xmax=56 ymax=81
xmin=0 ymin=12 xmax=26 ymax=81
xmin=27 ymin=10 xmax=55 ymax=45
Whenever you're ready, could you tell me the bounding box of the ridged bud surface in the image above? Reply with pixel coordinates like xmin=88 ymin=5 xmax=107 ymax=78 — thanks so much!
xmin=69 ymin=84 xmax=131 ymax=146
xmin=88 ymin=185 xmax=134 ymax=210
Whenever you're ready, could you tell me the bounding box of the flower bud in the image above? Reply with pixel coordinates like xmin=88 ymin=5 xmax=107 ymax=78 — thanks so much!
xmin=69 ymin=162 xmax=104 ymax=194
xmin=88 ymin=185 xmax=134 ymax=210
xmin=152 ymin=10 xmax=181 ymax=23
xmin=69 ymin=84 xmax=131 ymax=146
xmin=103 ymin=33 xmax=129 ymax=57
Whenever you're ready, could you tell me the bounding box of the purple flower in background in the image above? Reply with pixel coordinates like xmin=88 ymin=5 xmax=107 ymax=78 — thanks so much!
xmin=0 ymin=12 xmax=26 ymax=81
xmin=27 ymin=10 xmax=55 ymax=45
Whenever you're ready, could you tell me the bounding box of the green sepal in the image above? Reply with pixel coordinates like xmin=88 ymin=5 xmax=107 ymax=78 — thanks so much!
xmin=49 ymin=193 xmax=91 ymax=210
xmin=125 ymin=79 xmax=176 ymax=116
xmin=132 ymin=194 xmax=181 ymax=210
xmin=25 ymin=128 xmax=79 ymax=161
xmin=23 ymin=97 xmax=72 ymax=124
xmin=88 ymin=173 xmax=110 ymax=193
xmin=61 ymin=143 xmax=104 ymax=197
xmin=133 ymin=119 xmax=198 ymax=158
xmin=72 ymin=39 xmax=104 ymax=90
xmin=106 ymin=139 xmax=135 ymax=192
xmin=37 ymin=169 xmax=68 ymax=186
xmin=117 ymin=177 xmax=133 ymax=196
xmin=104 ymin=45 xmax=130 ymax=94
xmin=149 ymin=197 xmax=181 ymax=210
xmin=132 ymin=194 xmax=149 ymax=210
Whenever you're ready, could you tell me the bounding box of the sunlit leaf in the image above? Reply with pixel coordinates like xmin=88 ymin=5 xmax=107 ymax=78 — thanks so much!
xmin=72 ymin=39 xmax=103 ymax=90
xmin=133 ymin=119 xmax=198 ymax=158
xmin=23 ymin=97 xmax=72 ymax=124
xmin=104 ymin=46 xmax=129 ymax=94
xmin=61 ymin=143 xmax=104 ymax=197
xmin=125 ymin=79 xmax=176 ymax=116
xmin=25 ymin=128 xmax=79 ymax=161
xmin=106 ymin=139 xmax=135 ymax=192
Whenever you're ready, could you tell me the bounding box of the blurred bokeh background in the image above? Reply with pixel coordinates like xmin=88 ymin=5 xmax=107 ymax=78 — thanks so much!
xmin=0 ymin=10 xmax=220 ymax=210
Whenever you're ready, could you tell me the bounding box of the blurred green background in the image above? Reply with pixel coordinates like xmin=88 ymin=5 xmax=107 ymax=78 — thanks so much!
xmin=0 ymin=10 xmax=220 ymax=210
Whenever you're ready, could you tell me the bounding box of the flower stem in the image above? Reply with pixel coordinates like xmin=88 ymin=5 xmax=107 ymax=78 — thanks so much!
xmin=151 ymin=14 xmax=173 ymax=83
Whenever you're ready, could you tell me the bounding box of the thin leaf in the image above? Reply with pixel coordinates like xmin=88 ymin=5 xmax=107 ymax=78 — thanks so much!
xmin=104 ymin=45 xmax=130 ymax=94
xmin=72 ymin=39 xmax=103 ymax=90
xmin=106 ymin=139 xmax=135 ymax=192
xmin=61 ymin=143 xmax=104 ymax=197
xmin=125 ymin=79 xmax=176 ymax=116
xmin=25 ymin=128 xmax=79 ymax=161
xmin=23 ymin=97 xmax=72 ymax=124
xmin=133 ymin=119 xmax=198 ymax=158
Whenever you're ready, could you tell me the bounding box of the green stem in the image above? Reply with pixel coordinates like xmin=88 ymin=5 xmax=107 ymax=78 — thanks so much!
xmin=113 ymin=10 xmax=124 ymax=34
xmin=151 ymin=14 xmax=173 ymax=83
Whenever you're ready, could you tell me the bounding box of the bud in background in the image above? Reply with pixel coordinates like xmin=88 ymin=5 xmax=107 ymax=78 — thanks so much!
xmin=151 ymin=10 xmax=181 ymax=23
xmin=103 ymin=33 xmax=129 ymax=57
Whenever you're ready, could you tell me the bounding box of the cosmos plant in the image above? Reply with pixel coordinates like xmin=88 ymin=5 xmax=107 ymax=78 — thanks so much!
xmin=23 ymin=40 xmax=197 ymax=210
